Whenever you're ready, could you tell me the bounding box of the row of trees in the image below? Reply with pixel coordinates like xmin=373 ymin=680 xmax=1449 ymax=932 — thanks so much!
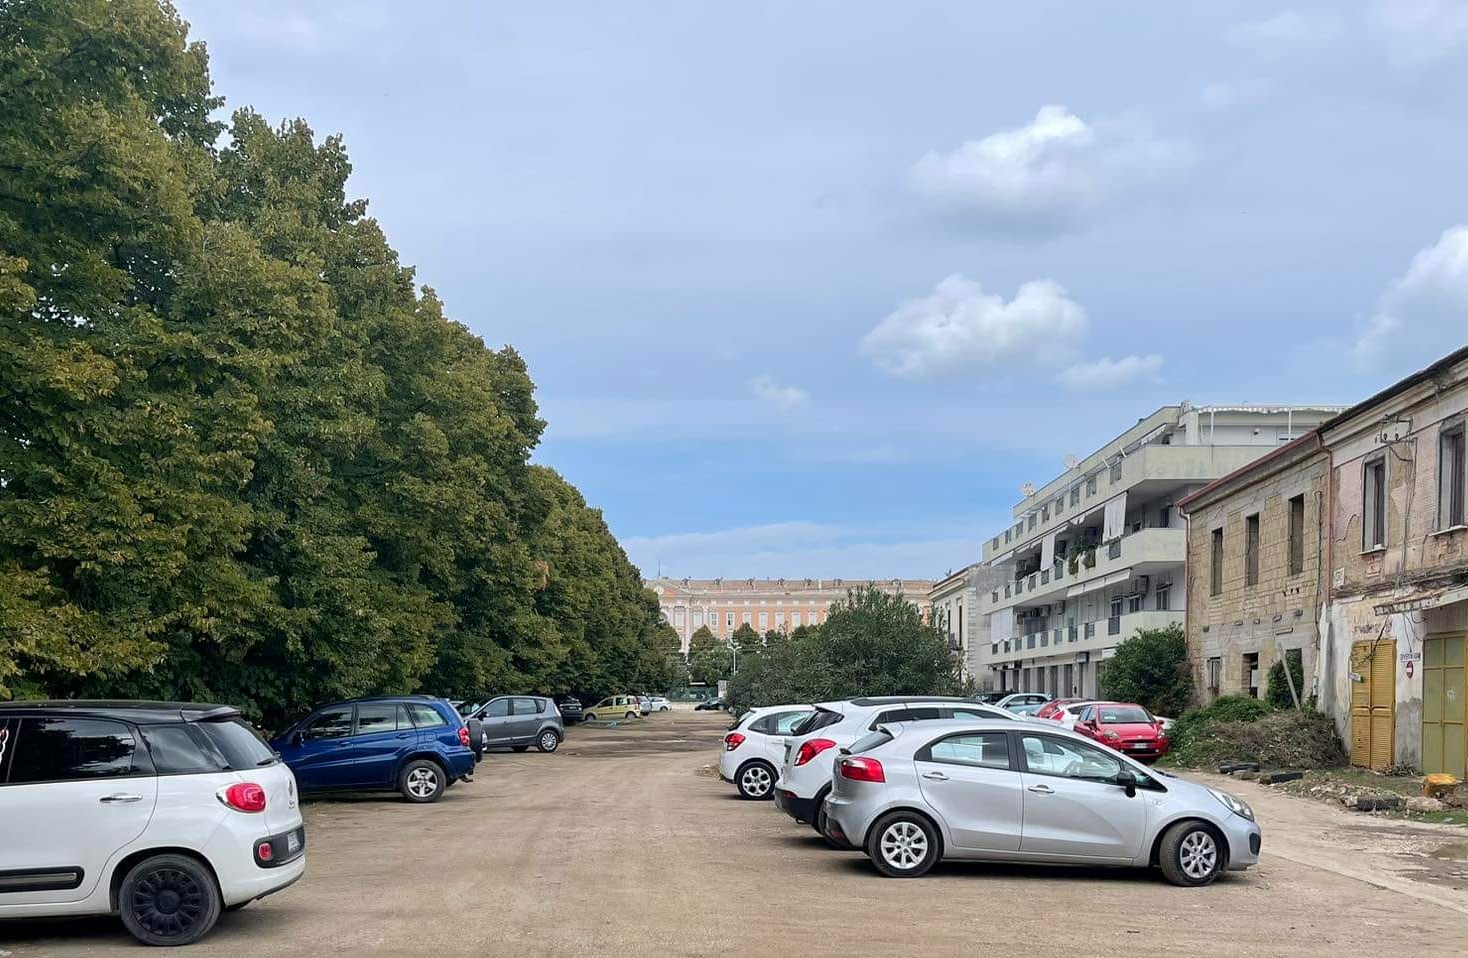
xmin=721 ymin=588 xmax=965 ymax=712
xmin=0 ymin=0 xmax=677 ymax=726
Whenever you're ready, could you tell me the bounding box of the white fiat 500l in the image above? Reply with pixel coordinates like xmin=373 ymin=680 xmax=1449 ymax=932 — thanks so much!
xmin=718 ymin=705 xmax=814 ymax=799
xmin=822 ymin=719 xmax=1260 ymax=885
xmin=0 ymin=701 xmax=306 ymax=947
xmin=773 ymin=697 xmax=1015 ymax=840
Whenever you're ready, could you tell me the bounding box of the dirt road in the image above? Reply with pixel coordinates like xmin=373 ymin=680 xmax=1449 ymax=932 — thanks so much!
xmin=6 ymin=711 xmax=1466 ymax=957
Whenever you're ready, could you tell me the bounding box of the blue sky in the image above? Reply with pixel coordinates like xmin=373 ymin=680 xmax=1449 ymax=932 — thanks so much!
xmin=179 ymin=1 xmax=1468 ymax=579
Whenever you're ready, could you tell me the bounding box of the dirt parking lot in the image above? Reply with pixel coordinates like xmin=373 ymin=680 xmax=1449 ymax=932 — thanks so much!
xmin=6 ymin=711 xmax=1467 ymax=957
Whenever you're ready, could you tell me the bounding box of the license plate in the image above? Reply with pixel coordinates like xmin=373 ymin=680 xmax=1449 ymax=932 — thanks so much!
xmin=286 ymin=832 xmax=301 ymax=854
xmin=1131 ymin=743 xmax=1149 ymax=750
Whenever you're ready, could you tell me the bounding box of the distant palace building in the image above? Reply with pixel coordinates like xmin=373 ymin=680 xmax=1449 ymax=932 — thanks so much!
xmin=647 ymin=577 xmax=934 ymax=653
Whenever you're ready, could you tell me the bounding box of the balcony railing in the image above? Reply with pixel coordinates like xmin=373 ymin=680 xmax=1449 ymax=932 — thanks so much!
xmin=1108 ymin=540 xmax=1122 ymax=559
xmin=1108 ymin=616 xmax=1121 ymax=635
xmin=1068 ymin=625 xmax=1078 ymax=642
xmin=1084 ymin=622 xmax=1096 ymax=639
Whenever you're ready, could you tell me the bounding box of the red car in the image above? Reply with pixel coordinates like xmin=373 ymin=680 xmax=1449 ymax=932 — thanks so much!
xmin=1073 ymin=702 xmax=1169 ymax=762
xmin=1034 ymin=698 xmax=1087 ymax=722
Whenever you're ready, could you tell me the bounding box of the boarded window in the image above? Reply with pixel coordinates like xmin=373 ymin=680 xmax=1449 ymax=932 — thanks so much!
xmin=1210 ymin=528 xmax=1224 ymax=596
xmin=1288 ymin=494 xmax=1306 ymax=576
xmin=1245 ymin=514 xmax=1260 ymax=586
xmin=1363 ymin=457 xmax=1386 ymax=550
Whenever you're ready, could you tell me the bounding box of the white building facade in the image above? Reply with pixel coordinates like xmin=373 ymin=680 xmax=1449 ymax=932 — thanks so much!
xmin=973 ymin=403 xmax=1342 ymax=697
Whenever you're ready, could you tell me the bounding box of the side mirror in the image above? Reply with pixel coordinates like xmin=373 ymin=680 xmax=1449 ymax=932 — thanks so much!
xmin=289 ymin=730 xmax=304 ymax=746
xmin=1116 ymin=768 xmax=1138 ymax=798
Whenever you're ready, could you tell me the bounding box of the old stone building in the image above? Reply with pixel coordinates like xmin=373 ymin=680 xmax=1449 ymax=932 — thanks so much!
xmin=648 ymin=576 xmax=933 ymax=653
xmin=1317 ymin=346 xmax=1468 ymax=774
xmin=1178 ymin=433 xmax=1329 ymax=705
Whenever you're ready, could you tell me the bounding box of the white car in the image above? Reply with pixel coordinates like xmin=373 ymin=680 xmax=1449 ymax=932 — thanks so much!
xmin=645 ymin=696 xmax=673 ymax=713
xmin=718 ymin=705 xmax=815 ymax=799
xmin=0 ymin=701 xmax=305 ymax=947
xmin=774 ymin=696 xmax=1014 ymax=841
xmin=1048 ymin=700 xmax=1103 ymax=730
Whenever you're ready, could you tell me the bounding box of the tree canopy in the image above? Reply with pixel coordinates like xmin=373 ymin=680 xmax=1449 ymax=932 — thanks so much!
xmin=1098 ymin=623 xmax=1193 ymax=717
xmin=0 ymin=0 xmax=670 ymax=725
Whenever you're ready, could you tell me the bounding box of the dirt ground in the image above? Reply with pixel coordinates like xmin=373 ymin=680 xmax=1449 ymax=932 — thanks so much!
xmin=6 ymin=711 xmax=1468 ymax=958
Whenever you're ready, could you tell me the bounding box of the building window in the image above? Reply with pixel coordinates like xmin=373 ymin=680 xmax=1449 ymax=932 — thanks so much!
xmin=1041 ymin=505 xmax=1049 ymax=522
xmin=1155 ymin=582 xmax=1171 ymax=611
xmin=1054 ymin=496 xmax=1064 ymax=516
xmin=1005 ymin=529 xmax=1012 ymax=544
xmin=1210 ymin=527 xmax=1224 ymax=596
xmin=726 ymin=612 xmax=734 ymax=628
xmin=1287 ymin=494 xmax=1305 ymax=576
xmin=1206 ymin=657 xmax=1221 ymax=697
xmin=1086 ymin=477 xmax=1097 ymax=496
xmin=1110 ymin=460 xmax=1123 ymax=483
xmin=1028 ymin=514 xmax=1037 ymax=531
xmin=692 ymin=611 xmax=704 ymax=628
xmin=775 ymin=612 xmax=785 ymax=629
xmin=1127 ymin=594 xmax=1143 ymax=614
xmin=1441 ymin=423 xmax=1466 ymax=529
xmin=756 ymin=611 xmax=767 ymax=629
xmin=1245 ymin=513 xmax=1260 ymax=587
xmin=1243 ymin=652 xmax=1260 ymax=698
xmin=1158 ymin=506 xmax=1171 ymax=528
xmin=1070 ymin=487 xmax=1080 ymax=506
xmin=1363 ymin=456 xmax=1386 ymax=550
xmin=674 ymin=607 xmax=685 ymax=627
xmin=742 ymin=611 xmax=752 ymax=626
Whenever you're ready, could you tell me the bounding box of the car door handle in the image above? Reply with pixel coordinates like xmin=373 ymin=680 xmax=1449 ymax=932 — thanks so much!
xmin=921 ymin=771 xmax=949 ymax=781
xmin=100 ymin=793 xmax=144 ymax=804
xmin=1027 ymin=784 xmax=1055 ymax=795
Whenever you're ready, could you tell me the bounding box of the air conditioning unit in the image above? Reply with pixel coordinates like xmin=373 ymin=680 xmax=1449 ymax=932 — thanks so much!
xmin=1126 ymin=575 xmax=1150 ymax=597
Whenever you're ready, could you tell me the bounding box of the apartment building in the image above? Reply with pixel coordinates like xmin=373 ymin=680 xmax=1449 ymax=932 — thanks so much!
xmin=1314 ymin=346 xmax=1468 ymax=775
xmin=973 ymin=402 xmax=1342 ymax=697
xmin=648 ymin=576 xmax=934 ymax=652
xmin=1178 ymin=433 xmax=1329 ymax=705
xmin=929 ymin=566 xmax=980 ymax=679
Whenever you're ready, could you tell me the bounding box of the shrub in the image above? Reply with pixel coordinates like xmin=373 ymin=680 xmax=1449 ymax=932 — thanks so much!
xmin=1170 ymin=708 xmax=1345 ymax=769
xmin=1265 ymin=651 xmax=1306 ymax=709
xmin=1098 ymin=624 xmax=1192 ymax=717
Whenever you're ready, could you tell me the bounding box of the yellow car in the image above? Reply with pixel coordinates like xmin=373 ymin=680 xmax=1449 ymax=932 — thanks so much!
xmin=584 ymin=695 xmax=640 ymax=721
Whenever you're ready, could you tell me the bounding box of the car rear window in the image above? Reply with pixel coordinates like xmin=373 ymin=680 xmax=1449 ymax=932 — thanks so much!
xmin=790 ymin=709 xmax=843 ymax=736
xmin=848 ymin=729 xmax=892 ymax=754
xmin=196 ymin=718 xmax=278 ymax=769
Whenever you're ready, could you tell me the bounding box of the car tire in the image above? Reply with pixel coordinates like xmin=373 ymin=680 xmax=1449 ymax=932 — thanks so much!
xmin=537 ymin=729 xmax=562 ymax=753
xmin=118 ymin=853 xmax=223 ymax=947
xmin=512 ymin=745 xmax=530 ymax=752
xmin=584 ymin=712 xmax=598 ymax=721
xmin=624 ymin=711 xmax=636 ymax=719
xmin=735 ymin=760 xmax=776 ymax=800
xmin=1158 ymin=821 xmax=1224 ymax=887
xmin=399 ymin=758 xmax=446 ymax=803
xmin=866 ymin=811 xmax=941 ymax=878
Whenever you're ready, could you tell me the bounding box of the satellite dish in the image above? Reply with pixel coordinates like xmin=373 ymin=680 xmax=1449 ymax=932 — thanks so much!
xmin=1063 ymin=453 xmax=1079 ymax=470
xmin=1020 ymin=482 xmax=1036 ymax=497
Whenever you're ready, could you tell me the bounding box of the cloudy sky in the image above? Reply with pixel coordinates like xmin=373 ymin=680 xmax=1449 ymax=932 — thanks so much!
xmin=179 ymin=1 xmax=1468 ymax=580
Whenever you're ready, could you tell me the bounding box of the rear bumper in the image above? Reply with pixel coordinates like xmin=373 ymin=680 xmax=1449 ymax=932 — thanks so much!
xmin=774 ymin=788 xmax=820 ymax=824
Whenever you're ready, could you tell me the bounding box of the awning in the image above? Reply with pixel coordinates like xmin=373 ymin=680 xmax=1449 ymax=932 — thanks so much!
xmin=1066 ymin=568 xmax=1133 ymax=599
xmin=1374 ymin=583 xmax=1468 ymax=616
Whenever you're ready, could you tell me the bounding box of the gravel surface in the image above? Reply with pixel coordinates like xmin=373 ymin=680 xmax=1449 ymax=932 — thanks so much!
xmin=6 ymin=712 xmax=1466 ymax=957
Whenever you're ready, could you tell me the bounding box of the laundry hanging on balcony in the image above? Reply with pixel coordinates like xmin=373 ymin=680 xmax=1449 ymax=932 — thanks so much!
xmin=1041 ymin=531 xmax=1058 ymax=569
xmin=1102 ymin=493 xmax=1128 ymax=542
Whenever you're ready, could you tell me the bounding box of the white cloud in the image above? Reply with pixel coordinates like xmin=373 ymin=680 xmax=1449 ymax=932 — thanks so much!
xmin=623 ymin=521 xmax=978 ymax=580
xmin=1229 ymin=10 xmax=1344 ymax=55
xmin=749 ymin=374 xmax=809 ymax=409
xmin=1057 ymin=354 xmax=1165 ymax=390
xmin=861 ymin=274 xmax=1088 ymax=380
xmin=1373 ymin=0 xmax=1468 ymax=65
xmin=1353 ymin=225 xmax=1468 ymax=371
xmin=906 ymin=105 xmax=1192 ymax=236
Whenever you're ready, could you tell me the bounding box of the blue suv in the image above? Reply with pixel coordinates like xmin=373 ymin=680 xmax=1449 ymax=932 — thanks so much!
xmin=272 ymin=695 xmax=476 ymax=803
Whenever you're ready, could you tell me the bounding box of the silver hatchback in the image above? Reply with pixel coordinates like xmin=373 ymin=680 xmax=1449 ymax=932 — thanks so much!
xmin=822 ymin=719 xmax=1260 ymax=885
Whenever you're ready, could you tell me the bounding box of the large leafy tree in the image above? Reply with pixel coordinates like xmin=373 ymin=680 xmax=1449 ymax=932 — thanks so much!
xmin=0 ymin=0 xmax=673 ymax=724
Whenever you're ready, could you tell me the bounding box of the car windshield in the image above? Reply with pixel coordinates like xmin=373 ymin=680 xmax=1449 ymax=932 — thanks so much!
xmin=198 ymin=717 xmax=278 ymax=768
xmin=1098 ymin=706 xmax=1152 ymax=724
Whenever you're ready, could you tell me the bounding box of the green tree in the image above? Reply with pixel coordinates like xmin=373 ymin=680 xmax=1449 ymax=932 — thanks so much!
xmin=1266 ymin=649 xmax=1305 ymax=710
xmin=731 ymin=622 xmax=762 ymax=654
xmin=1099 ymin=624 xmax=1193 ymax=717
xmin=688 ymin=625 xmax=733 ymax=686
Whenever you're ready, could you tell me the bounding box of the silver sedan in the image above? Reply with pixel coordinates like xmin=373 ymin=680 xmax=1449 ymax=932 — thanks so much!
xmin=822 ymin=719 xmax=1259 ymax=885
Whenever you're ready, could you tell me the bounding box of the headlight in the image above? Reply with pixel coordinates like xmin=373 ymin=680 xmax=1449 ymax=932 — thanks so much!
xmin=1209 ymin=787 xmax=1255 ymax=821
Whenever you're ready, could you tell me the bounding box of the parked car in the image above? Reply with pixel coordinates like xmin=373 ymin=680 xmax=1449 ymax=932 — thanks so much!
xmin=272 ymin=695 xmax=475 ymax=804
xmin=635 ymin=695 xmax=652 ymax=716
xmin=465 ymin=695 xmax=564 ymax=753
xmin=1047 ymin=700 xmax=1103 ymax=730
xmin=718 ymin=705 xmax=815 ymax=799
xmin=644 ymin=695 xmax=673 ymax=712
xmin=996 ymin=693 xmax=1051 ymax=713
xmin=554 ymin=694 xmax=584 ymax=725
xmin=694 ymin=698 xmax=725 ymax=711
xmin=1072 ymin=702 xmax=1170 ymax=762
xmin=1034 ymin=698 xmax=1088 ymax=722
xmin=822 ymin=718 xmax=1259 ymax=885
xmin=0 ymin=700 xmax=305 ymax=946
xmin=774 ymin=696 xmax=1014 ymax=841
xmin=971 ymin=691 xmax=1008 ymax=705
xmin=584 ymin=695 xmax=640 ymax=720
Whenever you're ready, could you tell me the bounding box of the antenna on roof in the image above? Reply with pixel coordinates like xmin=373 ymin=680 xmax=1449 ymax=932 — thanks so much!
xmin=1020 ymin=482 xmax=1035 ymax=498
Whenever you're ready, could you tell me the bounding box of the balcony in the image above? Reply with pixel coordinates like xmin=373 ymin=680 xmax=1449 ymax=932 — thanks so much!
xmin=985 ymin=527 xmax=1186 ymax=611
xmin=985 ymin=609 xmax=1186 ymax=665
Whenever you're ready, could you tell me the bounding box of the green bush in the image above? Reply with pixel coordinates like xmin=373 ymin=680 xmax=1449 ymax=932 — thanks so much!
xmin=1170 ymin=707 xmax=1345 ymax=769
xmin=1098 ymin=624 xmax=1192 ymax=717
xmin=1265 ymin=651 xmax=1306 ymax=709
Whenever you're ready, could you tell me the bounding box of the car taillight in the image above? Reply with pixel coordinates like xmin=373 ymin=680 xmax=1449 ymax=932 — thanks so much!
xmin=220 ymin=782 xmax=267 ymax=813
xmin=839 ymin=757 xmax=885 ymax=782
xmin=458 ymin=726 xmax=471 ymax=747
xmin=794 ymin=738 xmax=836 ymax=766
xmin=724 ymin=732 xmax=746 ymax=751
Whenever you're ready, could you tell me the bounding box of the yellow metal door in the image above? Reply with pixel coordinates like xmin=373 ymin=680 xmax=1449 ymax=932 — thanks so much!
xmin=1350 ymin=639 xmax=1396 ymax=771
xmin=1422 ymin=634 xmax=1467 ymax=779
